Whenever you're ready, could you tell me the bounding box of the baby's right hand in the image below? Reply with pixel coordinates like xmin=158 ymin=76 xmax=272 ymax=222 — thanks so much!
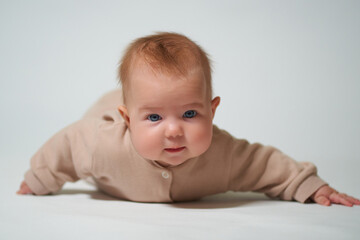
xmin=17 ymin=181 xmax=34 ymax=195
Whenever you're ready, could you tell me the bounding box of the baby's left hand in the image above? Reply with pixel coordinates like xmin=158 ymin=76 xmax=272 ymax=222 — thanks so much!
xmin=311 ymin=185 xmax=360 ymax=207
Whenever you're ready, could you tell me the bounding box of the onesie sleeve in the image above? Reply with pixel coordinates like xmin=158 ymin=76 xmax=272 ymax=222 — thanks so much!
xmin=24 ymin=119 xmax=98 ymax=195
xmin=222 ymin=130 xmax=327 ymax=203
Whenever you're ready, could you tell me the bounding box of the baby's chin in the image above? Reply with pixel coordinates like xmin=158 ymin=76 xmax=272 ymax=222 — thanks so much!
xmin=154 ymin=157 xmax=190 ymax=167
xmin=153 ymin=151 xmax=206 ymax=167
xmin=137 ymin=144 xmax=211 ymax=167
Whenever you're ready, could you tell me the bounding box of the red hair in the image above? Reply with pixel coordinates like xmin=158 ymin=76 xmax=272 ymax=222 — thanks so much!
xmin=118 ymin=32 xmax=212 ymax=102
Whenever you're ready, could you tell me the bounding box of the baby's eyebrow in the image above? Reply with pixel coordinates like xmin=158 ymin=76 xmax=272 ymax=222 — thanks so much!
xmin=138 ymin=102 xmax=204 ymax=111
xmin=183 ymin=102 xmax=204 ymax=108
xmin=138 ymin=106 xmax=163 ymax=111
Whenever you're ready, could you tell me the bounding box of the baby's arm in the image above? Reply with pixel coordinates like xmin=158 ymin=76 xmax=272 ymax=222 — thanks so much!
xmin=17 ymin=119 xmax=96 ymax=195
xmin=218 ymin=126 xmax=359 ymax=206
xmin=310 ymin=185 xmax=360 ymax=207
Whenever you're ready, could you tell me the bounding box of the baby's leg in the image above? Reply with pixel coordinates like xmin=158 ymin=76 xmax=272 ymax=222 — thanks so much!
xmin=82 ymin=88 xmax=123 ymax=119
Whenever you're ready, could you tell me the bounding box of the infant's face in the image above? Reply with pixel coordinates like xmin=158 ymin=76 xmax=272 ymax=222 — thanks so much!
xmin=119 ymin=63 xmax=220 ymax=167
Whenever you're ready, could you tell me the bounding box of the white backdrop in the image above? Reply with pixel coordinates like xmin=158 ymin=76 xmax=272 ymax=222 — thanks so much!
xmin=1 ymin=1 xmax=360 ymax=239
xmin=1 ymin=0 xmax=359 ymax=207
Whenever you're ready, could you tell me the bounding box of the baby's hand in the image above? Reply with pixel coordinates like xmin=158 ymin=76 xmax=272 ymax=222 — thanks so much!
xmin=16 ymin=181 xmax=34 ymax=195
xmin=310 ymin=185 xmax=360 ymax=207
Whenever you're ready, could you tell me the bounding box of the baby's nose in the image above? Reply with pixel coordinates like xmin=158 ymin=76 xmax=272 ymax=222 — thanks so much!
xmin=165 ymin=122 xmax=183 ymax=138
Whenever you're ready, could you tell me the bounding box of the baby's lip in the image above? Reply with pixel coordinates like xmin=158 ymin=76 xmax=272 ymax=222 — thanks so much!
xmin=164 ymin=146 xmax=186 ymax=153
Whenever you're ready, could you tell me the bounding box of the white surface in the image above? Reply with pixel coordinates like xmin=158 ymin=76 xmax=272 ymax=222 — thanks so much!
xmin=2 ymin=181 xmax=359 ymax=240
xmin=1 ymin=0 xmax=359 ymax=239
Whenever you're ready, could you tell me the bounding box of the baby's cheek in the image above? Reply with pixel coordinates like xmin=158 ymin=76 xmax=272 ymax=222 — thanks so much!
xmin=190 ymin=123 xmax=213 ymax=154
xmin=131 ymin=128 xmax=161 ymax=159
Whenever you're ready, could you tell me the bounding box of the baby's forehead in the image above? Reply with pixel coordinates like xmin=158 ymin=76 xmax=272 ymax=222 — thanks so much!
xmin=122 ymin=57 xmax=211 ymax=104
xmin=125 ymin=69 xmax=208 ymax=106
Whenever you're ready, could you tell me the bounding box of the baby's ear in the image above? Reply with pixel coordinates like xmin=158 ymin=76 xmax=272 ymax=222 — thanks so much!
xmin=118 ymin=105 xmax=130 ymax=127
xmin=211 ymin=96 xmax=221 ymax=119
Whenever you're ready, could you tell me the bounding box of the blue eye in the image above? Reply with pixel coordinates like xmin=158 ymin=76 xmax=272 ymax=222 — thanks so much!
xmin=183 ymin=110 xmax=197 ymax=118
xmin=147 ymin=114 xmax=162 ymax=122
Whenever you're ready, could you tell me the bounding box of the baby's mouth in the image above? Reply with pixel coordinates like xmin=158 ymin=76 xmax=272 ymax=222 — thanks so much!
xmin=164 ymin=147 xmax=186 ymax=153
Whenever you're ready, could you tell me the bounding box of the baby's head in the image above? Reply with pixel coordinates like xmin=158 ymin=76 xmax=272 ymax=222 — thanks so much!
xmin=117 ymin=32 xmax=220 ymax=167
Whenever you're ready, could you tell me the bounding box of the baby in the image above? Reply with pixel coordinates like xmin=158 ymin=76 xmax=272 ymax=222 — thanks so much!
xmin=18 ymin=32 xmax=359 ymax=207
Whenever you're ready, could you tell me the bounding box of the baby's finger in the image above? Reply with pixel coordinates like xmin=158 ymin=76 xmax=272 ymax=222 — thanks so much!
xmin=314 ymin=195 xmax=331 ymax=206
xmin=343 ymin=195 xmax=360 ymax=205
xmin=16 ymin=181 xmax=33 ymax=195
xmin=16 ymin=188 xmax=28 ymax=194
xmin=329 ymin=193 xmax=353 ymax=207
